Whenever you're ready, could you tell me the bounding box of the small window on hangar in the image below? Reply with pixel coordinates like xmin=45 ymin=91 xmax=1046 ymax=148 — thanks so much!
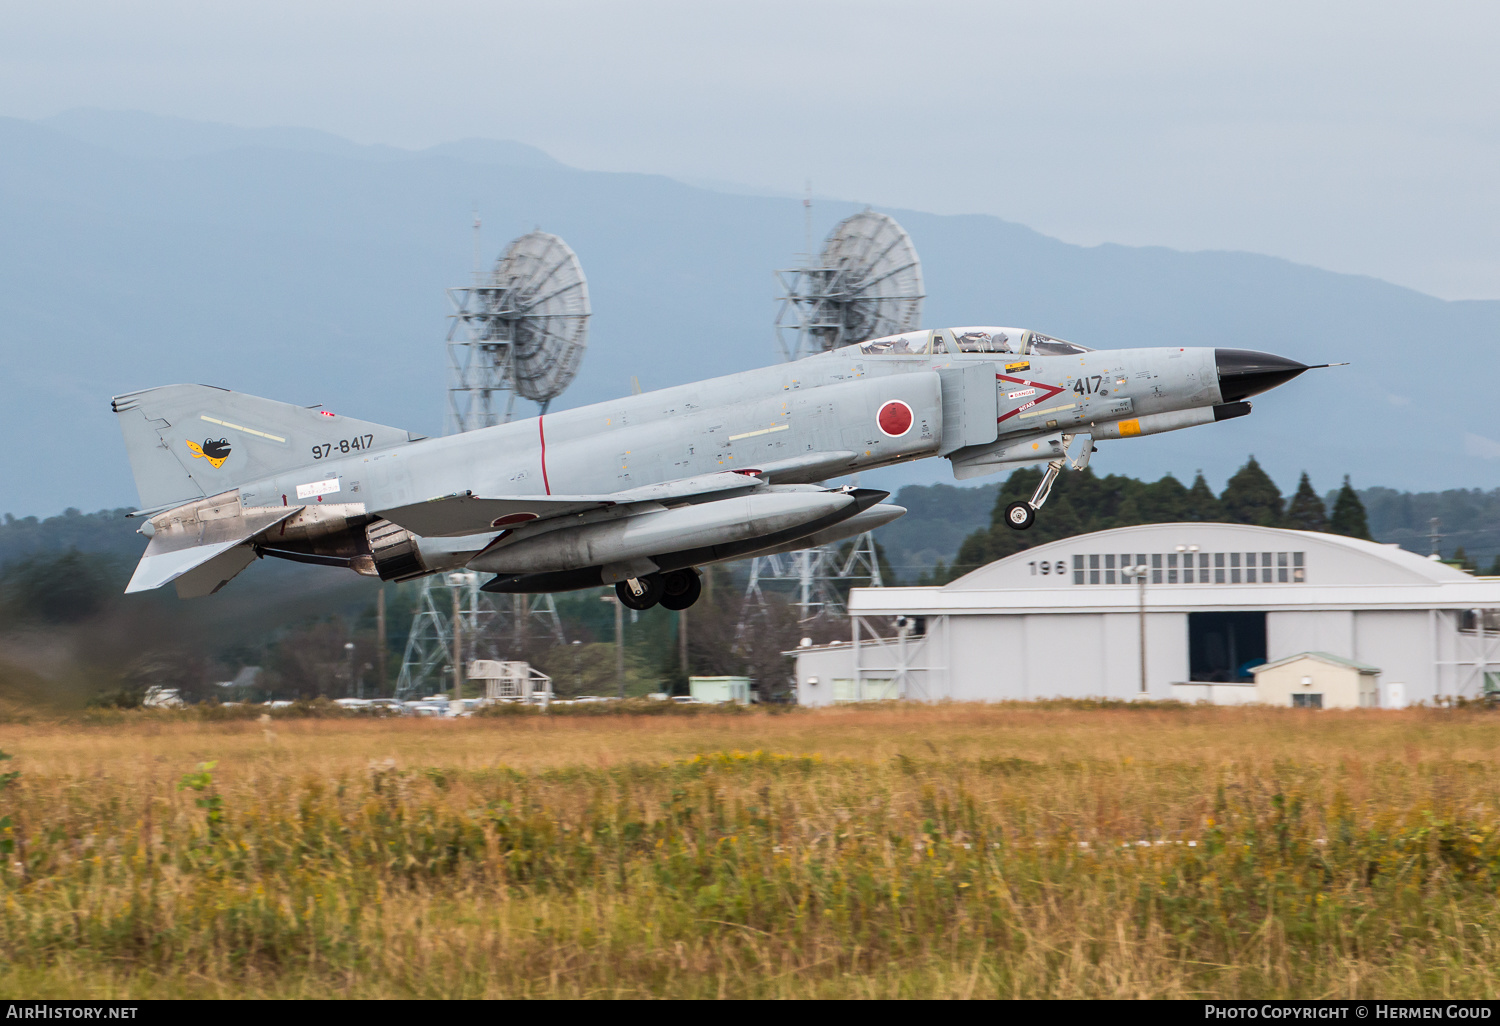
xmin=1188 ymin=611 xmax=1267 ymax=683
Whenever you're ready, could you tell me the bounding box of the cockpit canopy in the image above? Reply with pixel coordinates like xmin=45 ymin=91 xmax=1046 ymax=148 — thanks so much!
xmin=856 ymin=326 xmax=1093 ymax=357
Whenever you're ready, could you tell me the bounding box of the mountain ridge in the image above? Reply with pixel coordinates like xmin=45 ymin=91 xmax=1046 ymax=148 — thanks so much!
xmin=40 ymin=107 xmax=561 ymax=168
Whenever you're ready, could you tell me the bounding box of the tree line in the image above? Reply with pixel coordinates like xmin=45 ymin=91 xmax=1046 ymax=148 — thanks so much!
xmin=937 ymin=458 xmax=1387 ymax=583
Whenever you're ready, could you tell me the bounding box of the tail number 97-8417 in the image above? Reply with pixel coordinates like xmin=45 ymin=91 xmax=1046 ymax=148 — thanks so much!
xmin=312 ymin=435 xmax=375 ymax=459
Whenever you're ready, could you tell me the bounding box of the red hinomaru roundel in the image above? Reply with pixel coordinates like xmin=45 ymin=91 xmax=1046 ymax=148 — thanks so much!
xmin=877 ymin=400 xmax=914 ymax=438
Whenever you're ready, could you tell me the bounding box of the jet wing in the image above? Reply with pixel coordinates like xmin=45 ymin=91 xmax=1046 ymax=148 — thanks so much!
xmin=374 ymin=494 xmax=616 ymax=539
xmin=612 ymin=470 xmax=766 ymax=504
xmin=748 ymin=450 xmax=858 ymax=483
xmin=126 ymin=491 xmax=303 ymax=597
xmin=375 ymin=471 xmax=773 ymax=539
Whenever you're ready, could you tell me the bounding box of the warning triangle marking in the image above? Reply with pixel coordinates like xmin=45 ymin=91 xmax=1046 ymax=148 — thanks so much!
xmin=995 ymin=373 xmax=1068 ymax=425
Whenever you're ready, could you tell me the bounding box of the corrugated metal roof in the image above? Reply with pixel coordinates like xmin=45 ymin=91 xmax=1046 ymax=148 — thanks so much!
xmin=1251 ymin=651 xmax=1382 ymax=674
xmin=850 ymin=523 xmax=1500 ymax=616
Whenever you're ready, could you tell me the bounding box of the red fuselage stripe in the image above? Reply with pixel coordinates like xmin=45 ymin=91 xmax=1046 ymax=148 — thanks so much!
xmin=539 ymin=416 xmax=551 ymax=495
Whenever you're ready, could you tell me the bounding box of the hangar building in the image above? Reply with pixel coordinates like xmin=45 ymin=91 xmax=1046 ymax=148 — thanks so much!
xmin=793 ymin=523 xmax=1500 ymax=707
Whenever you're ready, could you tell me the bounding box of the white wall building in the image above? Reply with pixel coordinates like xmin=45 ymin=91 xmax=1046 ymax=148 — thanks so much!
xmin=793 ymin=523 xmax=1500 ymax=707
xmin=689 ymin=676 xmax=753 ymax=705
xmin=1250 ymin=651 xmax=1381 ymax=709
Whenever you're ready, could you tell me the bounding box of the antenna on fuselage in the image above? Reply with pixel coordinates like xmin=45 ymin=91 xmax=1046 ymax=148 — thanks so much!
xmin=803 ymin=181 xmax=812 ymax=262
xmin=471 ymin=206 xmax=481 ymax=274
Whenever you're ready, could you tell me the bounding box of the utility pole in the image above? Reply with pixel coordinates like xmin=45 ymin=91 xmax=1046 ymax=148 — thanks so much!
xmin=615 ymin=596 xmax=625 ymax=699
xmin=602 ymin=593 xmax=625 ymax=699
xmin=344 ymin=642 xmax=355 ymax=699
xmin=895 ymin=615 xmax=910 ymax=698
xmin=375 ymin=588 xmax=387 ymax=697
xmin=452 ymin=583 xmax=463 ymax=702
xmin=1128 ymin=564 xmax=1150 ymax=695
xmin=678 ymin=609 xmax=689 ymax=685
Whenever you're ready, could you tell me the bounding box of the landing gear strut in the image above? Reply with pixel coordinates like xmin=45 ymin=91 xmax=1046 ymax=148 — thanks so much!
xmin=1003 ymin=434 xmax=1096 ymax=532
xmin=615 ymin=575 xmax=664 ymax=610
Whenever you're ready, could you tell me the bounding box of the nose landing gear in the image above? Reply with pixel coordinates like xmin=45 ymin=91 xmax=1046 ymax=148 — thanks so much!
xmin=1004 ymin=499 xmax=1037 ymax=530
xmin=1003 ymin=434 xmax=1097 ymax=531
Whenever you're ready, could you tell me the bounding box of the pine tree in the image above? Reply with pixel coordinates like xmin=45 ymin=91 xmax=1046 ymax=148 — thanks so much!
xmin=1220 ymin=456 xmax=1284 ymax=526
xmin=1450 ymin=547 xmax=1477 ymax=572
xmin=1329 ymin=476 xmax=1373 ymax=540
xmin=1134 ymin=473 xmax=1191 ymax=523
xmin=1285 ymin=472 xmax=1328 ymax=532
xmin=1183 ymin=472 xmax=1222 ymax=522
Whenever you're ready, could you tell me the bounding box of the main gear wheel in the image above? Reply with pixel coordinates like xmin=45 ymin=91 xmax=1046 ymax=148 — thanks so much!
xmin=658 ymin=568 xmax=702 ymax=610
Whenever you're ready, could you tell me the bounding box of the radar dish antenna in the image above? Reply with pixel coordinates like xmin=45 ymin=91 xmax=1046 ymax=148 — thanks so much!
xmin=398 ymin=230 xmax=587 ymax=700
xmin=748 ymin=209 xmax=922 ymax=627
xmin=775 ymin=210 xmax=924 ymax=361
xmin=447 ymin=231 xmax=591 ymax=431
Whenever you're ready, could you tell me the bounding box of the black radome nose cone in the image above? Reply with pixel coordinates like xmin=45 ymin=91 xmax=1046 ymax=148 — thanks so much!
xmin=1215 ymin=349 xmax=1309 ymax=402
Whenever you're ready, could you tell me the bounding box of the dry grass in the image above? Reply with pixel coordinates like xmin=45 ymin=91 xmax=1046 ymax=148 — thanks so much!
xmin=0 ymin=702 xmax=1498 ymax=998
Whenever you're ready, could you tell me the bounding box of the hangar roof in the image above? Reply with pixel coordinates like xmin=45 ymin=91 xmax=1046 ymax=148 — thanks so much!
xmin=1252 ymin=651 xmax=1381 ymax=674
xmin=951 ymin=522 xmax=1466 ymax=590
xmin=850 ymin=522 xmax=1500 ymax=616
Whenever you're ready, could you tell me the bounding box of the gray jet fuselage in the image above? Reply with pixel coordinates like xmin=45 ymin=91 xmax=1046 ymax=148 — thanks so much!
xmin=114 ymin=326 xmax=1312 ymax=600
xmin=242 ymin=342 xmax=1209 ymax=513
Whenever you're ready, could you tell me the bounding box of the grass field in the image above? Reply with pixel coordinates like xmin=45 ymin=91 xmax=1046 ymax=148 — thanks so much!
xmin=1 ymin=701 xmax=1498 ymax=998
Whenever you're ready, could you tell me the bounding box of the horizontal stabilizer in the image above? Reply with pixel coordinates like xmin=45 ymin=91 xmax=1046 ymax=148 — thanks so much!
xmin=127 ymin=539 xmax=246 ymax=594
xmin=172 ymin=546 xmax=260 ymax=599
xmin=125 ymin=491 xmax=302 ymax=596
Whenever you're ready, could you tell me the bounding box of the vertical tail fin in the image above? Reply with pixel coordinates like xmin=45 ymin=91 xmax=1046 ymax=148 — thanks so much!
xmin=112 ymin=384 xmax=419 ymax=510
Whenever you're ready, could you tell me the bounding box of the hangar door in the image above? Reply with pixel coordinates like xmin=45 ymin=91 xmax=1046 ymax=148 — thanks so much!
xmin=1188 ymin=612 xmax=1267 ymax=683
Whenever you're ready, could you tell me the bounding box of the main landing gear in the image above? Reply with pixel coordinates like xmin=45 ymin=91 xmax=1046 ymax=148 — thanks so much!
xmin=615 ymin=568 xmax=702 ymax=611
xmin=1003 ymin=434 xmax=1097 ymax=532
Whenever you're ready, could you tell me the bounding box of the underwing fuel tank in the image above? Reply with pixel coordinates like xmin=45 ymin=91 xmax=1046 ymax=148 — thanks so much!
xmin=1090 ymin=401 xmax=1251 ymax=440
xmin=468 ymin=490 xmax=858 ymax=574
xmin=738 ymin=503 xmax=907 ymax=562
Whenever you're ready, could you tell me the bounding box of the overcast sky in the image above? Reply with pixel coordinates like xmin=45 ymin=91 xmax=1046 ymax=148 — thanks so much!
xmin=3 ymin=0 xmax=1498 ymax=299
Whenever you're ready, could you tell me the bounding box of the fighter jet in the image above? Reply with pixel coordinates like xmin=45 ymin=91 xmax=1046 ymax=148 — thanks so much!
xmin=113 ymin=328 xmax=1322 ymax=609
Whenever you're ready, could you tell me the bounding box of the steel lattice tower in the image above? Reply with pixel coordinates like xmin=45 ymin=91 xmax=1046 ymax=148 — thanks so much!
xmin=396 ymin=227 xmax=587 ymax=698
xmin=743 ymin=209 xmax=921 ymax=626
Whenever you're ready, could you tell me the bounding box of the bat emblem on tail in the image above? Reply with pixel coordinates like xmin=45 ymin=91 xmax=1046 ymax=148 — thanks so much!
xmin=185 ymin=437 xmax=232 ymax=469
